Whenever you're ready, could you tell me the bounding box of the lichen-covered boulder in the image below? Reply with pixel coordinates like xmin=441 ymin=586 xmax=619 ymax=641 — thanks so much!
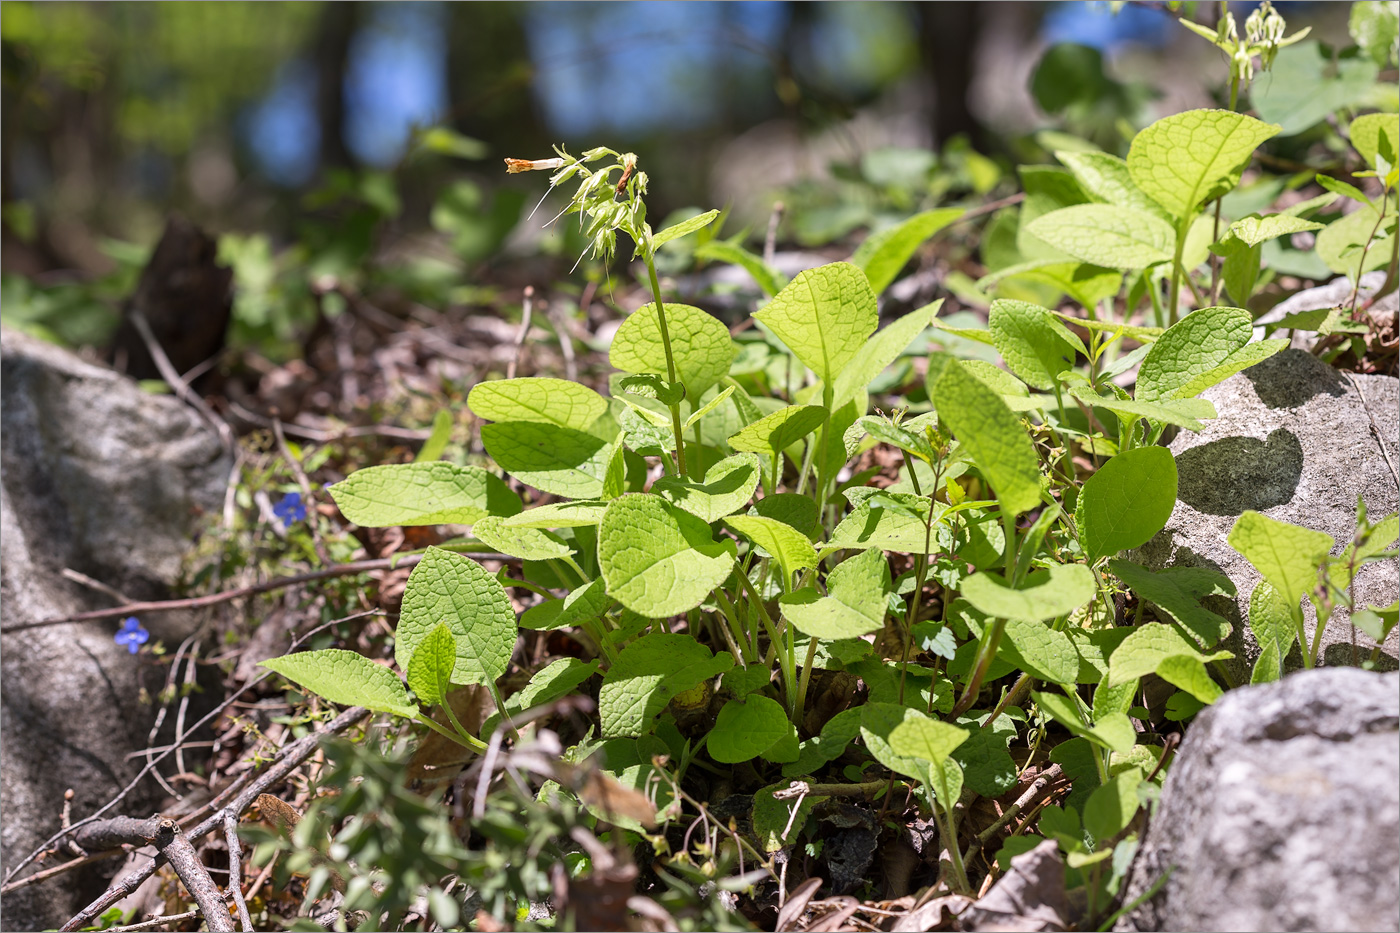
xmin=1115 ymin=668 xmax=1400 ymax=933
xmin=1131 ymin=349 xmax=1399 ymax=675
xmin=0 ymin=327 xmax=230 ymax=930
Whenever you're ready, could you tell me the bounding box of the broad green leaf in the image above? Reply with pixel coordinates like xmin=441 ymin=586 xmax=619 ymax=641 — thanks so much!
xmin=1108 ymin=560 xmax=1235 ymax=648
xmin=1056 ymin=150 xmax=1172 ymax=221
xmin=1248 ymin=579 xmax=1294 ymax=682
xmin=482 ymin=657 xmax=600 ymax=737
xmin=682 ymin=385 xmax=735 ymax=430
xmin=262 ymin=649 xmax=416 ymax=718
xmin=779 ymin=547 xmax=889 ymax=640
xmin=695 ymin=238 xmax=786 ymax=297
xmin=1251 ymin=641 xmax=1282 ymax=684
xmin=415 ymin=409 xmax=453 ymax=463
xmin=952 ymin=715 xmax=1018 ymax=797
xmin=652 ymin=452 xmax=760 ymax=523
xmin=500 ymin=500 xmax=606 ymax=528
xmin=1051 ymin=312 xmax=1162 ymax=343
xmin=1000 ymin=618 xmax=1080 ymax=686
xmin=754 ymin=262 xmax=878 ymax=385
xmin=1252 ymin=41 xmax=1379 ymax=137
xmin=1218 ymin=213 xmax=1325 ymax=249
xmin=962 ymin=360 xmax=1030 ymax=397
xmin=1351 ymin=2 xmax=1400 ymax=67
xmin=860 ymin=703 xmax=933 ymax=781
xmin=1316 ymin=204 xmax=1395 ymax=276
xmin=832 ymin=301 xmax=943 ymax=409
xmin=828 ymin=493 xmax=941 ymax=554
xmin=961 ymin=563 xmax=1096 ymax=621
xmin=888 ymin=712 xmax=970 ymax=767
xmin=610 ymin=301 xmax=735 ymax=400
xmin=1107 ymin=622 xmax=1232 ymax=688
xmin=979 ymin=260 xmax=1123 ymax=310
xmin=1353 ymin=601 xmax=1399 ymax=644
xmin=927 ymin=352 xmax=1042 ymax=517
xmin=472 ymin=514 xmax=573 ymax=561
xmin=725 ymin=514 xmax=818 ymax=580
xmin=783 ymin=707 xmax=863 ymax=777
xmin=397 ymin=547 xmax=517 ymax=686
xmin=330 ymin=462 xmax=521 ymax=527
xmin=753 ymin=783 xmax=824 ymax=852
xmin=1035 ymin=691 xmax=1137 ymax=754
xmin=852 ymin=208 xmax=964 ymax=295
xmin=617 ymin=372 xmax=685 ymax=406
xmin=520 ymin=578 xmax=612 ymax=631
xmin=1070 ymin=386 xmax=1217 ymax=431
xmin=598 ymin=494 xmax=737 ymax=617
xmin=1083 ymin=768 xmax=1143 ymax=843
xmin=652 ymin=209 xmax=720 ymax=248
xmin=750 ymin=493 xmax=822 ymax=540
xmin=728 ymin=405 xmax=827 ymax=459
xmin=988 ymin=299 xmax=1086 ymax=390
xmin=1228 ymin=511 xmax=1334 ymax=605
xmin=1025 ymin=205 xmax=1175 ymax=269
xmin=709 ymin=695 xmax=793 ymax=763
xmin=860 ymin=415 xmax=937 ymax=463
xmin=1221 ymin=242 xmax=1262 ymax=307
xmin=1076 ymin=447 xmax=1178 ymax=564
xmin=467 ymin=377 xmax=608 ymax=431
xmin=1316 ymin=173 xmax=1374 ymax=207
xmin=598 ymin=633 xmax=734 ymax=737
xmin=1350 ymin=112 xmax=1400 ymax=170
xmin=406 ymin=623 xmax=457 ymax=707
xmin=481 ymin=422 xmax=611 ymax=498
xmin=1156 ymin=655 xmax=1223 ymax=705
xmin=1127 ymin=109 xmax=1280 ymax=219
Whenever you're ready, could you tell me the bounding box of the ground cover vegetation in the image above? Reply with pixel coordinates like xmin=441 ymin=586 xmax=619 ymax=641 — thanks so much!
xmin=5 ymin=2 xmax=1398 ymax=931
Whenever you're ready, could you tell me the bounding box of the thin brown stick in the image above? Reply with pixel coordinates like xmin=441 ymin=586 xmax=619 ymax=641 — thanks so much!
xmin=960 ymin=765 xmax=1066 ymax=865
xmin=5 ymin=612 xmax=378 ymax=887
xmin=506 ymin=286 xmax=534 ymax=380
xmin=60 ymin=706 xmax=372 ymax=932
xmin=152 ymin=819 xmax=235 ymax=932
xmin=223 ymin=812 xmax=254 ymax=932
xmin=0 ymin=848 xmax=126 ymax=894
xmin=107 ymin=909 xmax=201 ymax=933
xmin=60 ymin=569 xmax=136 ymax=605
xmin=1 ymin=553 xmax=507 ymax=633
xmin=128 ymin=309 xmax=234 ymax=454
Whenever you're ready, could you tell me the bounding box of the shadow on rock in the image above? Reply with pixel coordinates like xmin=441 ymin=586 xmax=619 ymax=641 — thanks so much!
xmin=1242 ymin=348 xmax=1348 ymax=409
xmin=1175 ymin=428 xmax=1303 ymax=515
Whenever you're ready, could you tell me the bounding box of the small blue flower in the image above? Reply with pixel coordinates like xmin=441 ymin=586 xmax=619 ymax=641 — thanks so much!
xmin=114 ymin=617 xmax=149 ymax=655
xmin=272 ymin=491 xmax=307 ymax=525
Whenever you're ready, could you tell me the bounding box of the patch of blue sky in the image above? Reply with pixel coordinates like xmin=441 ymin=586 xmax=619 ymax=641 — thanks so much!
xmin=344 ymin=2 xmax=450 ymax=167
xmin=245 ymin=59 xmax=320 ymax=187
xmin=1041 ymin=1 xmax=1173 ymax=51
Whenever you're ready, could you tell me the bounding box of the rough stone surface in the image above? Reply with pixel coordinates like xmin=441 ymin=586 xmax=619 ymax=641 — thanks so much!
xmin=1132 ymin=348 xmax=1399 ymax=676
xmin=1115 ymin=668 xmax=1400 ymax=933
xmin=0 ymin=327 xmax=230 ymax=931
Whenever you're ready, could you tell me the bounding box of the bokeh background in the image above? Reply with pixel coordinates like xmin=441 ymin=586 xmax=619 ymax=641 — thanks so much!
xmin=0 ymin=1 xmax=1373 ymax=352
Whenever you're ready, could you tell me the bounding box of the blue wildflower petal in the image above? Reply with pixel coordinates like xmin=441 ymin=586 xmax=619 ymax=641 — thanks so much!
xmin=115 ymin=617 xmax=149 ymax=654
xmin=272 ymin=492 xmax=307 ymax=524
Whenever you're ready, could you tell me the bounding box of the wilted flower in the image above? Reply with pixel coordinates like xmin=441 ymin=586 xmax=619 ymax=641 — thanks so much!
xmin=503 ymin=157 xmax=566 ymax=174
xmin=114 ymin=617 xmax=149 ymax=655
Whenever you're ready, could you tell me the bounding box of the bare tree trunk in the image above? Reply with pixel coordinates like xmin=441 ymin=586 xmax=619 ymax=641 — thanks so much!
xmin=314 ymin=2 xmax=358 ymax=170
xmin=919 ymin=2 xmax=988 ymax=151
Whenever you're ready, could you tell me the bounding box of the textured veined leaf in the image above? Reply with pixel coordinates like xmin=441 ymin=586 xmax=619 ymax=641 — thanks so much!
xmin=610 ymin=301 xmax=735 ymax=401
xmin=598 ymin=633 xmax=734 ymax=737
xmin=728 ymin=405 xmax=827 ymax=459
xmin=1136 ymin=306 xmax=1288 ymax=402
xmin=651 ymin=452 xmax=761 ymax=523
xmin=598 ymin=494 xmax=737 ymax=618
xmin=1108 ymin=560 xmax=1235 ymax=648
xmin=1076 ymin=447 xmax=1178 ymax=564
xmin=852 ymin=208 xmax=964 ymax=295
xmin=405 ymin=623 xmax=457 ymax=707
xmin=652 ymin=209 xmax=720 ymax=248
xmin=724 ymin=514 xmax=819 ymax=580
xmin=471 ymin=515 xmax=574 ymax=561
xmin=754 ymin=262 xmax=878 ymax=385
xmin=467 ymin=377 xmax=608 ymax=431
xmin=396 ymin=547 xmax=517 ymax=686
xmin=329 ymin=462 xmax=521 ymax=527
xmin=1025 ymin=205 xmax=1175 ymax=270
xmin=708 ymin=696 xmax=793 ymax=763
xmin=1227 ymin=511 xmax=1335 ymax=605
xmin=960 ymin=563 xmax=1095 ymax=621
xmin=779 ymin=546 xmax=889 ymax=640
xmin=988 ymin=299 xmax=1086 ymax=391
xmin=1056 ymin=150 xmax=1172 ymax=220
xmin=832 ymin=301 xmax=943 ymax=409
xmin=1127 ymin=109 xmax=1280 ymax=220
xmin=262 ymin=649 xmax=417 ymax=718
xmin=480 ymin=422 xmax=611 ymax=498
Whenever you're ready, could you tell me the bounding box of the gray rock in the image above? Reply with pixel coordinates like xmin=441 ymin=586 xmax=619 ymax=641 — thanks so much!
xmin=0 ymin=327 xmax=230 ymax=931
xmin=1115 ymin=668 xmax=1400 ymax=933
xmin=1132 ymin=348 xmax=1399 ymax=677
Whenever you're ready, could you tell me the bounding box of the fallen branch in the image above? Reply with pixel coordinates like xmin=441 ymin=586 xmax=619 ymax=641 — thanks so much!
xmin=59 ymin=706 xmax=373 ymax=932
xmin=2 ymin=551 xmax=510 ymax=633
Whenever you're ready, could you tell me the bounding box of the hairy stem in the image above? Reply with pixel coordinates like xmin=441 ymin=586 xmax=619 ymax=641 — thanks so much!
xmin=643 ymin=252 xmax=689 ymax=477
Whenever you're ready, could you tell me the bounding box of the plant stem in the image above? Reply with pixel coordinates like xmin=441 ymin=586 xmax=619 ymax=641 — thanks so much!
xmin=794 ymin=635 xmax=820 ymax=725
xmin=416 ymin=713 xmax=487 ymax=753
xmin=812 ymin=384 xmax=836 ymax=514
xmin=1168 ymin=219 xmax=1190 ymax=325
xmin=643 ymin=252 xmax=689 ymax=477
xmin=950 ymin=509 xmax=1018 ymax=719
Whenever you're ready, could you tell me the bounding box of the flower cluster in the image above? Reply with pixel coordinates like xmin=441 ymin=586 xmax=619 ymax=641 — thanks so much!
xmin=1181 ymin=0 xmax=1310 ymax=87
xmin=504 ymin=145 xmax=650 ymax=267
